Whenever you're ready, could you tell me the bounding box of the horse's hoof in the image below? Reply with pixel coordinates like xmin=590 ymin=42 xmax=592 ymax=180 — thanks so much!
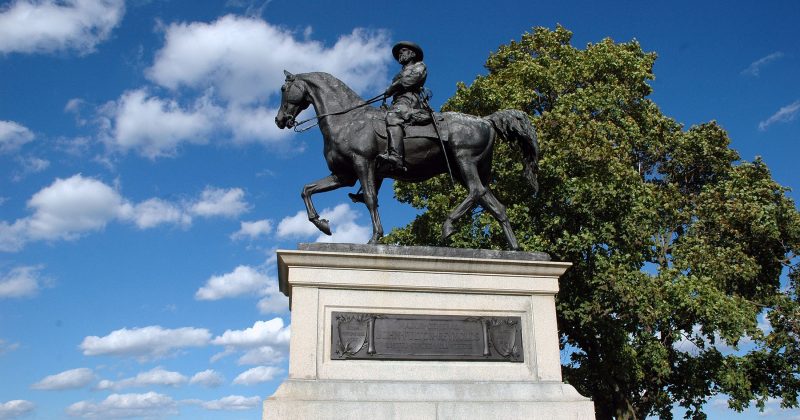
xmin=312 ymin=218 xmax=332 ymax=235
xmin=348 ymin=192 xmax=365 ymax=204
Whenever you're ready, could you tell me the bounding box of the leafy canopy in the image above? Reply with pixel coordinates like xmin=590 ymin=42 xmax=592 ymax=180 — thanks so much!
xmin=385 ymin=26 xmax=800 ymax=419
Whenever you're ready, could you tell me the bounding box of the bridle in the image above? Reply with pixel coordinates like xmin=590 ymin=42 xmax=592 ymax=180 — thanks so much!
xmin=281 ymin=77 xmax=387 ymax=133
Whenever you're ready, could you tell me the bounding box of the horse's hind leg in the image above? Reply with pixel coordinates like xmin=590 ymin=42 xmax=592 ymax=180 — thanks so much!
xmin=441 ymin=164 xmax=484 ymax=241
xmin=354 ymin=160 xmax=383 ymax=244
xmin=473 ymin=141 xmax=520 ymax=250
xmin=442 ymin=160 xmax=520 ymax=250
xmin=478 ymin=189 xmax=520 ymax=250
xmin=301 ymin=174 xmax=356 ymax=235
xmin=348 ymin=178 xmax=383 ymax=204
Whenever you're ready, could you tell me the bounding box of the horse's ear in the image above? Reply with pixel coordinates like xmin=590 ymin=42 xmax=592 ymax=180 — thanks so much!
xmin=283 ymin=70 xmax=295 ymax=80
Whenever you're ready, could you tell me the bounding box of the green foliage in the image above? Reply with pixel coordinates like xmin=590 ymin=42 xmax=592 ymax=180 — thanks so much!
xmin=384 ymin=25 xmax=800 ymax=419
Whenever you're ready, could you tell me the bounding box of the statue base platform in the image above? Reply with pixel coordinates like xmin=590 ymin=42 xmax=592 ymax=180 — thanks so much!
xmin=263 ymin=243 xmax=595 ymax=420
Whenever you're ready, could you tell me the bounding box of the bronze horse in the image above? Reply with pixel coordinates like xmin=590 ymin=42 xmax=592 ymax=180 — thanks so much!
xmin=274 ymin=71 xmax=538 ymax=250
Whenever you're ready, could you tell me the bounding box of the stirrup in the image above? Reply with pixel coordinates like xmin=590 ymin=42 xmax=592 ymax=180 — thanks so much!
xmin=377 ymin=152 xmax=406 ymax=172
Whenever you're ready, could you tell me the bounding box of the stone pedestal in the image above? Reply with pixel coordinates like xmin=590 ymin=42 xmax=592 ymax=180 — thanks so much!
xmin=263 ymin=244 xmax=595 ymax=420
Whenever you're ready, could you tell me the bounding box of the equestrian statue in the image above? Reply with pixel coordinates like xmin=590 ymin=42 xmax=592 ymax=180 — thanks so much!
xmin=274 ymin=41 xmax=539 ymax=250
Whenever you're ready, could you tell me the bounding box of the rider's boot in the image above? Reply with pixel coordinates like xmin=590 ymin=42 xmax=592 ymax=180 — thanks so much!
xmin=378 ymin=125 xmax=406 ymax=171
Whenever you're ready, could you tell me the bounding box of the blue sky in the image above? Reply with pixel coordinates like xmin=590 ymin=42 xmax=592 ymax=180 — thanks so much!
xmin=0 ymin=0 xmax=798 ymax=419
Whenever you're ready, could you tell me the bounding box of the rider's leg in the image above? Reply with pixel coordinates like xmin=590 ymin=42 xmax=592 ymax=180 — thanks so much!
xmin=378 ymin=112 xmax=406 ymax=171
xmin=387 ymin=125 xmax=405 ymax=162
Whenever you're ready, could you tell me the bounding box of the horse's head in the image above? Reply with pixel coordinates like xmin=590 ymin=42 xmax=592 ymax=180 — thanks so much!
xmin=275 ymin=70 xmax=310 ymax=129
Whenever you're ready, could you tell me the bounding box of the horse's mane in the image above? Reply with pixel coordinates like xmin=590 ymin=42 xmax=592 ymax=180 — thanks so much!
xmin=299 ymin=72 xmax=365 ymax=104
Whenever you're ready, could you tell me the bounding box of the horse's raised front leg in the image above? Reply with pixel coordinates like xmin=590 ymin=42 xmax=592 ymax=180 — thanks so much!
xmin=301 ymin=174 xmax=356 ymax=235
xmin=354 ymin=161 xmax=383 ymax=244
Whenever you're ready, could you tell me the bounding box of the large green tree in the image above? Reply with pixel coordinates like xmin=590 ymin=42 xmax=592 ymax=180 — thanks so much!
xmin=386 ymin=26 xmax=800 ymax=419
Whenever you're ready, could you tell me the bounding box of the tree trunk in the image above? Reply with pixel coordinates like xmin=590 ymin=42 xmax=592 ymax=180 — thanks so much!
xmin=592 ymin=384 xmax=640 ymax=420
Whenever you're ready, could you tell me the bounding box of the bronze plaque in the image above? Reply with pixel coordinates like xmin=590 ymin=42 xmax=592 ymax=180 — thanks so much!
xmin=331 ymin=312 xmax=523 ymax=362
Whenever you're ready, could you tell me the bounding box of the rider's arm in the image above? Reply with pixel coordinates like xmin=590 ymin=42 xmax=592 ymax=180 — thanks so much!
xmin=384 ymin=62 xmax=427 ymax=97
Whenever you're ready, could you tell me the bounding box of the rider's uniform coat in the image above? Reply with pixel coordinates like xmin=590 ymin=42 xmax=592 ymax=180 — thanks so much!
xmin=385 ymin=61 xmax=427 ymax=126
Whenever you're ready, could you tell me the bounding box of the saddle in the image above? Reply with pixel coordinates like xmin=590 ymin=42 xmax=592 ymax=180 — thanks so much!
xmin=373 ymin=111 xmax=450 ymax=141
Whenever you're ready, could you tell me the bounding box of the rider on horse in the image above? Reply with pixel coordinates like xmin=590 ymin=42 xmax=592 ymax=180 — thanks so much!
xmin=274 ymin=69 xmax=539 ymax=249
xmin=378 ymin=41 xmax=428 ymax=172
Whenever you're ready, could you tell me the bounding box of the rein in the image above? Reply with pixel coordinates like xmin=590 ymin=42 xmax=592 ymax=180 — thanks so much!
xmin=292 ymin=93 xmax=386 ymax=133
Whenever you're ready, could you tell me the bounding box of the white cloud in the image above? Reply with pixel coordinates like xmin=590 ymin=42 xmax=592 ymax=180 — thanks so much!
xmin=231 ymin=219 xmax=272 ymax=240
xmin=201 ymin=395 xmax=261 ymax=410
xmin=26 ymin=175 xmax=122 ymax=238
xmin=189 ymin=369 xmax=224 ymax=387
xmin=94 ymin=380 xmax=114 ymax=390
xmin=212 ymin=318 xmax=290 ymax=349
xmin=0 ymin=223 xmax=25 ymax=253
xmin=276 ymin=210 xmax=318 ymax=238
xmin=0 ymin=175 xmax=127 ymax=251
xmin=232 ymin=366 xmax=281 ymax=385
xmin=0 ymin=174 xmax=249 ymax=252
xmin=80 ymin=326 xmax=211 ymax=359
xmin=195 ymin=265 xmax=271 ymax=300
xmin=148 ymin=15 xmax=390 ymax=103
xmin=196 ymin=264 xmax=287 ymax=313
xmin=0 ymin=266 xmax=45 ymax=298
xmin=32 ymin=367 xmax=95 ymax=390
xmin=209 ymin=348 xmax=235 ymax=363
xmin=12 ymin=156 xmax=50 ymax=181
xmin=316 ymin=219 xmax=371 ymax=244
xmin=0 ymin=121 xmax=34 ymax=153
xmin=741 ymin=52 xmax=784 ymax=77
xmin=0 ymin=400 xmax=34 ymax=419
xmin=708 ymin=395 xmax=730 ymax=409
xmin=706 ymin=395 xmax=800 ymax=418
xmin=96 ymin=15 xmax=390 ymax=157
xmin=224 ymin=104 xmax=291 ymax=145
xmin=237 ymin=345 xmax=284 ymax=366
xmin=19 ymin=157 xmax=49 ymax=173
xmin=256 ymin=291 xmax=288 ymax=315
xmin=127 ymin=198 xmax=190 ymax=229
xmin=759 ymin=99 xmax=800 ymax=131
xmin=65 ymin=98 xmax=85 ymax=113
xmin=100 ymin=89 xmax=221 ymax=159
xmin=97 ymin=90 xmax=295 ymax=156
xmin=189 ymin=187 xmax=249 ymax=218
xmin=0 ymin=0 xmax=124 ymax=55
xmin=56 ymin=136 xmax=91 ymax=156
xmin=95 ymin=367 xmax=187 ymax=390
xmin=277 ymin=203 xmax=370 ymax=244
xmin=65 ymin=392 xmax=176 ymax=419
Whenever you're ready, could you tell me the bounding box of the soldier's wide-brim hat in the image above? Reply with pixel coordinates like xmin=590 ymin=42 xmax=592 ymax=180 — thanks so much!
xmin=392 ymin=41 xmax=424 ymax=61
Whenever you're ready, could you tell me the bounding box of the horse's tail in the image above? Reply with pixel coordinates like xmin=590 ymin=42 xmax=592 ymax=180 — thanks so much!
xmin=485 ymin=110 xmax=540 ymax=194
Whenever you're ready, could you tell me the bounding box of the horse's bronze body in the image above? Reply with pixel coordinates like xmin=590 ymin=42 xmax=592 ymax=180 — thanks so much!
xmin=275 ymin=71 xmax=539 ymax=250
